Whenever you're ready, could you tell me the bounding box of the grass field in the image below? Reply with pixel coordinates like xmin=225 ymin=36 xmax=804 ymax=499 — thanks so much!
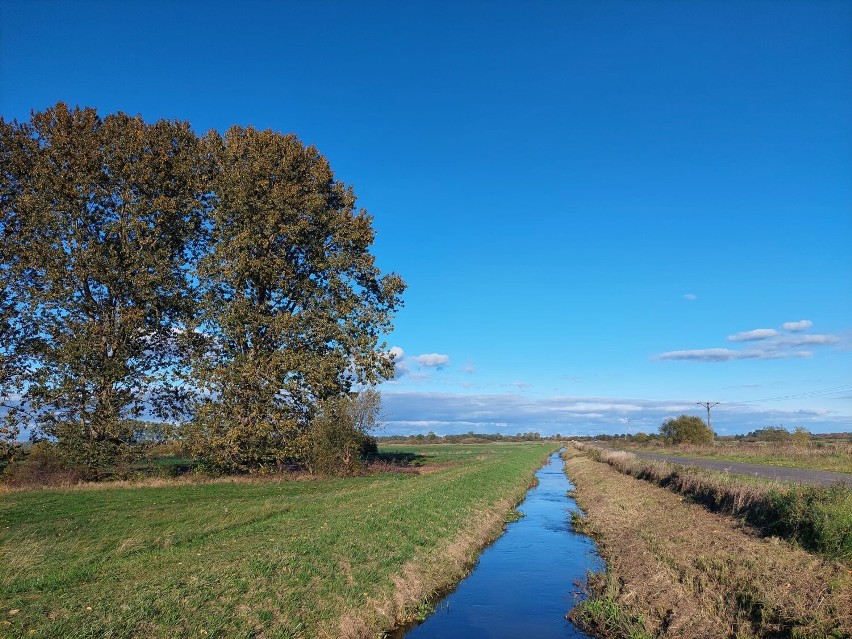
xmin=616 ymin=440 xmax=852 ymax=474
xmin=1 ymin=442 xmax=556 ymax=639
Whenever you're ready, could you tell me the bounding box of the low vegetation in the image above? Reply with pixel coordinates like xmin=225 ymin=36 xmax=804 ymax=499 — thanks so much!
xmin=576 ymin=443 xmax=852 ymax=562
xmin=0 ymin=442 xmax=555 ymax=638
xmin=564 ymin=447 xmax=852 ymax=639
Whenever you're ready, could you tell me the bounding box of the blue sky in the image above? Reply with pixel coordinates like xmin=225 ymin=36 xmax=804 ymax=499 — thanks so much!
xmin=2 ymin=0 xmax=850 ymax=436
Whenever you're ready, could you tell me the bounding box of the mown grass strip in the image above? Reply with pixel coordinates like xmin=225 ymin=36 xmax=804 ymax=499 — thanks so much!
xmin=578 ymin=443 xmax=852 ymax=562
xmin=0 ymin=442 xmax=556 ymax=639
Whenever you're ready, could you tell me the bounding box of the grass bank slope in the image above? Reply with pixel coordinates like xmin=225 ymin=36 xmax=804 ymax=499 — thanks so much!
xmin=580 ymin=444 xmax=852 ymax=562
xmin=1 ymin=442 xmax=556 ymax=639
xmin=564 ymin=448 xmax=851 ymax=639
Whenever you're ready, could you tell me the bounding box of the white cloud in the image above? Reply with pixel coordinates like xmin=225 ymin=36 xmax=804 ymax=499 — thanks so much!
xmin=683 ymin=293 xmax=697 ymax=301
xmin=782 ymin=320 xmax=813 ymax=332
xmin=413 ymin=353 xmax=450 ymax=368
xmin=655 ymin=321 xmax=843 ymax=363
xmin=727 ymin=328 xmax=779 ymax=342
xmin=388 ymin=346 xmax=409 ymax=379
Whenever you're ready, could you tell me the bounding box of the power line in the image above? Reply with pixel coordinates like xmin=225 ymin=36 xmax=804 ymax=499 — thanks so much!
xmin=734 ymin=384 xmax=852 ymax=405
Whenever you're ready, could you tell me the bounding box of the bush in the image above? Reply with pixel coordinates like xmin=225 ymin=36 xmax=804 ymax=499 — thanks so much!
xmin=791 ymin=426 xmax=811 ymax=448
xmin=302 ymin=390 xmax=381 ymax=476
xmin=3 ymin=441 xmax=82 ymax=487
xmin=763 ymin=485 xmax=852 ymax=562
xmin=659 ymin=415 xmax=714 ymax=445
xmin=751 ymin=426 xmax=791 ymax=443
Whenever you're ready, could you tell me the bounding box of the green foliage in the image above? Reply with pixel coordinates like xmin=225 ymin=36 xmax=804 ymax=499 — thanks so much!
xmin=2 ymin=104 xmax=405 ymax=478
xmin=792 ymin=426 xmax=811 ymax=448
xmin=186 ymin=126 xmax=404 ymax=471
xmin=750 ymin=426 xmax=792 ymax=443
xmin=0 ymin=421 xmax=20 ymax=463
xmin=1 ymin=103 xmax=207 ymax=479
xmin=570 ymin=570 xmax=653 ymax=639
xmin=659 ymin=414 xmax=714 ymax=445
xmin=302 ymin=390 xmax=380 ymax=476
xmin=763 ymin=484 xmax=852 ymax=562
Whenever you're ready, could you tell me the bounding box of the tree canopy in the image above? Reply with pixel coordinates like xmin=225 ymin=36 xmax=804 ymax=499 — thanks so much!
xmin=1 ymin=103 xmax=404 ymax=476
xmin=185 ymin=126 xmax=405 ymax=471
xmin=659 ymin=414 xmax=714 ymax=445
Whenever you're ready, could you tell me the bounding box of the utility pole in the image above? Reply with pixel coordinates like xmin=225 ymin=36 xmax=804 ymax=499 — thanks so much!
xmin=697 ymin=402 xmax=720 ymax=436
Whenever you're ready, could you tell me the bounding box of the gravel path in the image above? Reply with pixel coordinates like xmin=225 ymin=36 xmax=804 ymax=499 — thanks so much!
xmin=628 ymin=451 xmax=852 ymax=487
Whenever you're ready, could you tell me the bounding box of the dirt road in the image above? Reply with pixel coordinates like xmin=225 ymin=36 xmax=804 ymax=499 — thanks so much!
xmin=627 ymin=450 xmax=852 ymax=487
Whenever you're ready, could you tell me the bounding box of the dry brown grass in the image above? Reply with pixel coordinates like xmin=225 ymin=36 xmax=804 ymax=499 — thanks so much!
xmin=565 ymin=447 xmax=852 ymax=639
xmin=576 ymin=443 xmax=852 ymax=562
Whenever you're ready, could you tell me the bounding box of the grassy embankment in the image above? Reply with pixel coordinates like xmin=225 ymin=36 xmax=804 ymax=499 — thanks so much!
xmin=564 ymin=446 xmax=852 ymax=639
xmin=578 ymin=443 xmax=852 ymax=561
xmin=616 ymin=440 xmax=852 ymax=474
xmin=1 ymin=442 xmax=557 ymax=639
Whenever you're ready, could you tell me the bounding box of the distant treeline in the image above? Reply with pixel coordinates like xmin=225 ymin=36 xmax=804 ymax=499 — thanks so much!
xmin=378 ymin=431 xmax=562 ymax=444
xmin=575 ymin=428 xmax=850 ymax=443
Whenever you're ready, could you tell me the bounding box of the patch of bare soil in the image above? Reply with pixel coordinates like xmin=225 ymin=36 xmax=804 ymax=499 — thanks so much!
xmin=565 ymin=450 xmax=851 ymax=638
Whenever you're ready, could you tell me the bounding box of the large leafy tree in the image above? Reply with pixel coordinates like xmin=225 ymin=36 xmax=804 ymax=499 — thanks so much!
xmin=659 ymin=414 xmax=714 ymax=445
xmin=0 ymin=104 xmax=207 ymax=476
xmin=186 ymin=127 xmax=404 ymax=471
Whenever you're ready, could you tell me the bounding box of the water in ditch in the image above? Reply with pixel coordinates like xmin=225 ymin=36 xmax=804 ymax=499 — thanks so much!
xmin=401 ymin=449 xmax=602 ymax=638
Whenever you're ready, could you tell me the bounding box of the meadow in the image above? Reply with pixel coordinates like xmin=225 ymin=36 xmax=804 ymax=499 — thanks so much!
xmin=0 ymin=442 xmax=557 ymax=639
xmin=617 ymin=438 xmax=852 ymax=474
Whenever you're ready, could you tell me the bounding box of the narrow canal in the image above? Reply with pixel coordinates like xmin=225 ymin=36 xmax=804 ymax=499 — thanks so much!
xmin=401 ymin=449 xmax=601 ymax=638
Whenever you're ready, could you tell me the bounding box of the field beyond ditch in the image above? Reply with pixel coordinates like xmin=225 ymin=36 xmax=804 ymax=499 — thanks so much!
xmin=1 ymin=442 xmax=556 ymax=639
xmin=564 ymin=446 xmax=852 ymax=639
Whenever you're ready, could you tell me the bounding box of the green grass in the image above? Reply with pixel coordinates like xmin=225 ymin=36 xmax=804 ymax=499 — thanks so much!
xmin=570 ymin=570 xmax=654 ymax=639
xmin=0 ymin=442 xmax=556 ymax=638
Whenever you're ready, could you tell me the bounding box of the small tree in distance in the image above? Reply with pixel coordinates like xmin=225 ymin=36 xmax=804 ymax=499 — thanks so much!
xmin=659 ymin=414 xmax=714 ymax=445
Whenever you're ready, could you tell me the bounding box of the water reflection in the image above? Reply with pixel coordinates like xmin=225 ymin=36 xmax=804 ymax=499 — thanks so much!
xmin=402 ymin=450 xmax=601 ymax=638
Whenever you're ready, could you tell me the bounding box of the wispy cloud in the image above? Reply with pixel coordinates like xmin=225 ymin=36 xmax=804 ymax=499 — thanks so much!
xmin=727 ymin=328 xmax=778 ymax=342
xmin=782 ymin=320 xmax=813 ymax=332
xmin=776 ymin=334 xmax=840 ymax=347
xmin=656 ymin=348 xmax=811 ymax=362
xmin=655 ymin=321 xmax=842 ymax=363
xmin=683 ymin=293 xmax=697 ymax=301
